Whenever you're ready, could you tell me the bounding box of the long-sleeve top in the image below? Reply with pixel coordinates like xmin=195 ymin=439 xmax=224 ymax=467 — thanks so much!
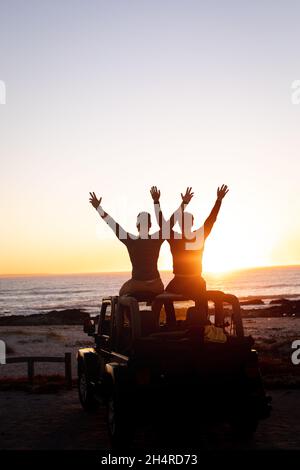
xmin=96 ymin=203 xmax=183 ymax=281
xmin=153 ymin=199 xmax=222 ymax=276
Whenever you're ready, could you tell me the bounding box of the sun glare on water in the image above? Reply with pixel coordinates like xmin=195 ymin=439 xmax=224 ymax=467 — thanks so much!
xmin=158 ymin=235 xmax=268 ymax=275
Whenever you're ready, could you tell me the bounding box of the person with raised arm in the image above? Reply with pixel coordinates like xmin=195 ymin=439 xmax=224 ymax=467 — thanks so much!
xmin=151 ymin=184 xmax=229 ymax=315
xmin=89 ymin=189 xmax=193 ymax=297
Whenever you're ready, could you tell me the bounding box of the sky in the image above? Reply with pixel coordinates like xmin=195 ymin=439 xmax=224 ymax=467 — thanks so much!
xmin=0 ymin=0 xmax=300 ymax=275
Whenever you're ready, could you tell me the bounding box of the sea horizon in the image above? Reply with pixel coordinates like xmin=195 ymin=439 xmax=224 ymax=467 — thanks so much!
xmin=1 ymin=265 xmax=300 ymax=317
xmin=1 ymin=263 xmax=300 ymax=278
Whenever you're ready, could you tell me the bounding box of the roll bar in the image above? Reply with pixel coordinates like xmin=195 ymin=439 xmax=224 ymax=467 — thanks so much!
xmin=114 ymin=290 xmax=244 ymax=339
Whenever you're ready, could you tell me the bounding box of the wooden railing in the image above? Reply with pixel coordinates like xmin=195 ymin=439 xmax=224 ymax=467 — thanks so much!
xmin=5 ymin=352 xmax=72 ymax=388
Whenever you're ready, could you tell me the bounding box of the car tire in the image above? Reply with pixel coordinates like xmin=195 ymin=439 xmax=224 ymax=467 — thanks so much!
xmin=106 ymin=391 xmax=134 ymax=448
xmin=78 ymin=369 xmax=99 ymax=412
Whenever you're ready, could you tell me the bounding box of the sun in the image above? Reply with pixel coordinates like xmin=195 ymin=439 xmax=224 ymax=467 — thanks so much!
xmin=157 ymin=228 xmax=271 ymax=275
xmin=203 ymin=237 xmax=269 ymax=274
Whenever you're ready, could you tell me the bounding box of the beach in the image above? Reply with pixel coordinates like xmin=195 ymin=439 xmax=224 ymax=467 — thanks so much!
xmin=1 ymin=267 xmax=300 ymax=450
xmin=1 ymin=315 xmax=300 ymax=450
xmin=1 ymin=316 xmax=299 ymax=388
xmin=1 ymin=267 xmax=300 ymax=387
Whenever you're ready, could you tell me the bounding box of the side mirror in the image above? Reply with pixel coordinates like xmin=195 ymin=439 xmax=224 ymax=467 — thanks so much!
xmin=83 ymin=317 xmax=96 ymax=336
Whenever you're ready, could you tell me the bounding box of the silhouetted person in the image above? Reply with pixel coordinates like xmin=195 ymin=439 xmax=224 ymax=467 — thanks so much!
xmin=151 ymin=185 xmax=229 ymax=318
xmin=89 ymin=189 xmax=193 ymax=297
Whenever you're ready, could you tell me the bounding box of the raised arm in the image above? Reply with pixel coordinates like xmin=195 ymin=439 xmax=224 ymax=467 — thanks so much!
xmin=150 ymin=186 xmax=166 ymax=229
xmin=150 ymin=186 xmax=193 ymax=238
xmin=171 ymin=187 xmax=194 ymax=228
xmin=203 ymin=184 xmax=229 ymax=239
xmin=89 ymin=192 xmax=130 ymax=241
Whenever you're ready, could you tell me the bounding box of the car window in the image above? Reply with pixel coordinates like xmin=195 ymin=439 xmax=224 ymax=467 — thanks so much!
xmin=104 ymin=303 xmax=111 ymax=320
xmin=118 ymin=308 xmax=133 ymax=355
xmin=101 ymin=303 xmax=112 ymax=336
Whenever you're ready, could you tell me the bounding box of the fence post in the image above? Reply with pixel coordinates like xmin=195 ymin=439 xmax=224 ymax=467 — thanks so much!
xmin=65 ymin=353 xmax=72 ymax=389
xmin=28 ymin=358 xmax=34 ymax=385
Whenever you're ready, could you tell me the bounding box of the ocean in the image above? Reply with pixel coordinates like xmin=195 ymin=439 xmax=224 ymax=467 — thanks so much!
xmin=1 ymin=266 xmax=300 ymax=317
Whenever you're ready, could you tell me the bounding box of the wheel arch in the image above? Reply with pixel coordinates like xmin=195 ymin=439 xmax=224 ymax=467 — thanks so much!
xmin=77 ymin=348 xmax=100 ymax=380
xmin=105 ymin=362 xmax=130 ymax=389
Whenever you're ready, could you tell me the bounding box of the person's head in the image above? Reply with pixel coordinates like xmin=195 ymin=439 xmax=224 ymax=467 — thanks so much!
xmin=136 ymin=212 xmax=152 ymax=235
xmin=178 ymin=211 xmax=194 ymax=235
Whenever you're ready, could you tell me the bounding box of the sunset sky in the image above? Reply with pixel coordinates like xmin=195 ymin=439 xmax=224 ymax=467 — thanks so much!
xmin=1 ymin=1 xmax=300 ymax=275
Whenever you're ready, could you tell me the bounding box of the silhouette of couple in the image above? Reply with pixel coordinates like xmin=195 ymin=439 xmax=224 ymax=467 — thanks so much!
xmin=89 ymin=184 xmax=229 ymax=313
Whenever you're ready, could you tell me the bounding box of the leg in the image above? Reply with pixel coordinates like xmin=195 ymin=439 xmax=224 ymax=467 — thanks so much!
xmin=194 ymin=296 xmax=208 ymax=324
xmin=192 ymin=277 xmax=208 ymax=324
xmin=151 ymin=299 xmax=164 ymax=328
xmin=119 ymin=279 xmax=136 ymax=296
xmin=164 ymin=300 xmax=176 ymax=327
xmin=119 ymin=278 xmax=164 ymax=297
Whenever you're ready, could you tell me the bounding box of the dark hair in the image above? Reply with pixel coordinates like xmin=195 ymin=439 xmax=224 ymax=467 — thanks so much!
xmin=136 ymin=212 xmax=151 ymax=227
xmin=178 ymin=211 xmax=194 ymax=228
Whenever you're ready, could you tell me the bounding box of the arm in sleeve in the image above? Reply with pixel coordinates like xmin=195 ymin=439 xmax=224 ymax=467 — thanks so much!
xmin=204 ymin=199 xmax=222 ymax=239
xmin=96 ymin=204 xmax=132 ymax=242
xmin=153 ymin=201 xmax=166 ymax=229
xmin=169 ymin=202 xmax=188 ymax=229
xmin=153 ymin=201 xmax=188 ymax=240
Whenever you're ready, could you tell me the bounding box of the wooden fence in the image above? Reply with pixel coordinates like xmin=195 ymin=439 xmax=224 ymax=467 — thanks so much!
xmin=5 ymin=352 xmax=72 ymax=389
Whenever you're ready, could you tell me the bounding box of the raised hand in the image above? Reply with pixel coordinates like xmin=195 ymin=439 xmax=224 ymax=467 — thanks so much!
xmin=150 ymin=186 xmax=161 ymax=203
xmin=181 ymin=187 xmax=194 ymax=204
xmin=217 ymin=184 xmax=229 ymax=201
xmin=89 ymin=192 xmax=102 ymax=209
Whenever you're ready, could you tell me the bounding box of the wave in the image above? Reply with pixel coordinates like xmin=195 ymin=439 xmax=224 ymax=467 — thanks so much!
xmin=252 ymin=284 xmax=300 ymax=289
xmin=2 ymin=267 xmax=300 ymax=316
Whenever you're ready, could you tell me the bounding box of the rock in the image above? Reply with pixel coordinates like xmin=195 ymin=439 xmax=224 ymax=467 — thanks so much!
xmin=242 ymin=305 xmax=286 ymax=318
xmin=240 ymin=298 xmax=264 ymax=306
xmin=269 ymin=298 xmax=291 ymax=305
xmin=0 ymin=309 xmax=90 ymax=326
xmin=242 ymin=301 xmax=300 ymax=318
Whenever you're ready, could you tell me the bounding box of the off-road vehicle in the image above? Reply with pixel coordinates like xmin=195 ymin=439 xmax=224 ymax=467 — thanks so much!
xmin=77 ymin=291 xmax=271 ymax=447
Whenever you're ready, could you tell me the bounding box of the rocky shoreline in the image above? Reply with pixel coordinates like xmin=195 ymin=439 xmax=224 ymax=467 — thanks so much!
xmin=0 ymin=309 xmax=90 ymax=326
xmin=0 ymin=298 xmax=300 ymax=326
xmin=241 ymin=298 xmax=300 ymax=318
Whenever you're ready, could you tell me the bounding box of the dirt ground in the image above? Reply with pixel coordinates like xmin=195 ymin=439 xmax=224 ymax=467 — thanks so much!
xmin=0 ymin=389 xmax=299 ymax=450
xmin=1 ymin=319 xmax=300 ymax=451
xmin=1 ymin=318 xmax=299 ymax=384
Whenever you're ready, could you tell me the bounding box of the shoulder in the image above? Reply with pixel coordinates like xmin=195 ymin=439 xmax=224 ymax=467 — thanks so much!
xmin=168 ymin=231 xmax=182 ymax=244
xmin=120 ymin=232 xmax=138 ymax=244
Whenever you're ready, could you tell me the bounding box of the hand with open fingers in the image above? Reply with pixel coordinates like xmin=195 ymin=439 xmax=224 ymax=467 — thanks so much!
xmin=89 ymin=192 xmax=102 ymax=209
xmin=181 ymin=187 xmax=194 ymax=204
xmin=150 ymin=186 xmax=161 ymax=203
xmin=217 ymin=184 xmax=229 ymax=201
